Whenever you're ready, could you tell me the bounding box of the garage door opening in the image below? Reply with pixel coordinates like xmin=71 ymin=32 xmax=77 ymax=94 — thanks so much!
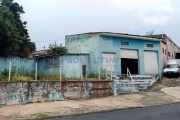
xmin=121 ymin=49 xmax=139 ymax=75
xmin=121 ymin=58 xmax=139 ymax=74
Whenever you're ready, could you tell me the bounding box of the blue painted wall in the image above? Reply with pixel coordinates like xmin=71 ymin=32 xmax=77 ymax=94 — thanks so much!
xmin=0 ymin=57 xmax=35 ymax=75
xmin=37 ymin=54 xmax=89 ymax=78
xmin=98 ymin=36 xmax=162 ymax=75
xmin=66 ymin=34 xmax=99 ymax=76
xmin=65 ymin=34 xmax=162 ymax=76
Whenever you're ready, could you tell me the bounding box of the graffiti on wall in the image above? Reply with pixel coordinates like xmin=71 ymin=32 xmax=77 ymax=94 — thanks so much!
xmin=91 ymin=81 xmax=113 ymax=98
xmin=0 ymin=81 xmax=112 ymax=107
xmin=0 ymin=82 xmax=63 ymax=107
xmin=62 ymin=82 xmax=93 ymax=99
xmin=82 ymin=82 xmax=93 ymax=99
xmin=62 ymin=82 xmax=82 ymax=99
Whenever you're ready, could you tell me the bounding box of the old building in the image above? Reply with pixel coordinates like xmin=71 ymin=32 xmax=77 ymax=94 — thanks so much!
xmin=24 ymin=32 xmax=179 ymax=79
xmin=151 ymin=34 xmax=180 ymax=68
xmin=37 ymin=53 xmax=89 ymax=78
xmin=65 ymin=32 xmax=163 ymax=77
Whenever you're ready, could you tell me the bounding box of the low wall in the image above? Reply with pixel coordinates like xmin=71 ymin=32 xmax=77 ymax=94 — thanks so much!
xmin=0 ymin=81 xmax=112 ymax=106
xmin=0 ymin=57 xmax=35 ymax=75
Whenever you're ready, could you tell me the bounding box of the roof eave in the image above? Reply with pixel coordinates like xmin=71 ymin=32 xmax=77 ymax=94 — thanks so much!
xmin=99 ymin=33 xmax=162 ymax=42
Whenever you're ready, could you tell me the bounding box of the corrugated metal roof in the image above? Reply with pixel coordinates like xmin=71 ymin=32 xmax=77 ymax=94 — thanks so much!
xmin=35 ymin=53 xmax=89 ymax=58
xmin=66 ymin=32 xmax=162 ymax=40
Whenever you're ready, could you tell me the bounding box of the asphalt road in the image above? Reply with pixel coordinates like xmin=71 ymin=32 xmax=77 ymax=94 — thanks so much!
xmin=47 ymin=104 xmax=180 ymax=120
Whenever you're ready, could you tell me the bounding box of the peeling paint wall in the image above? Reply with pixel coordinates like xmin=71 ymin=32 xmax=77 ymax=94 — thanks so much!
xmin=65 ymin=34 xmax=99 ymax=76
xmin=37 ymin=54 xmax=89 ymax=78
xmin=0 ymin=57 xmax=35 ymax=75
xmin=0 ymin=81 xmax=112 ymax=106
xmin=90 ymin=81 xmax=112 ymax=98
xmin=65 ymin=33 xmax=162 ymax=75
xmin=0 ymin=82 xmax=62 ymax=106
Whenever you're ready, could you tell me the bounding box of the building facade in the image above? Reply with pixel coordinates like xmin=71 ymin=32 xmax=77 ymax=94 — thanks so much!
xmin=37 ymin=53 xmax=89 ymax=78
xmin=65 ymin=32 xmax=163 ymax=77
xmin=151 ymin=34 xmax=180 ymax=68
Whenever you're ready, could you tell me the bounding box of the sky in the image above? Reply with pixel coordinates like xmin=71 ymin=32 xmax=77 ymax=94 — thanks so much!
xmin=15 ymin=0 xmax=180 ymax=50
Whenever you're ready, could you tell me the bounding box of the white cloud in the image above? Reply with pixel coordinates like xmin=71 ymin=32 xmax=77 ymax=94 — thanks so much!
xmin=142 ymin=15 xmax=172 ymax=26
xmin=14 ymin=0 xmax=180 ymax=49
xmin=110 ymin=0 xmax=180 ymax=27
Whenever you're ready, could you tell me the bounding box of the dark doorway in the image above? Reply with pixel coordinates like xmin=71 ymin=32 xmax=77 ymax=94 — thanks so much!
xmin=82 ymin=65 xmax=86 ymax=77
xmin=121 ymin=58 xmax=138 ymax=74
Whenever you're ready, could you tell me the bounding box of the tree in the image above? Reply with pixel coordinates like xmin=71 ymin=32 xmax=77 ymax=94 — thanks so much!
xmin=0 ymin=0 xmax=35 ymax=57
xmin=48 ymin=42 xmax=67 ymax=55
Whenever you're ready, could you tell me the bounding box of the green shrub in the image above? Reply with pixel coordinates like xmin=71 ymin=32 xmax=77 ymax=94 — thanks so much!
xmin=12 ymin=75 xmax=33 ymax=82
xmin=41 ymin=74 xmax=60 ymax=81
xmin=0 ymin=74 xmax=8 ymax=81
xmin=88 ymin=71 xmax=98 ymax=78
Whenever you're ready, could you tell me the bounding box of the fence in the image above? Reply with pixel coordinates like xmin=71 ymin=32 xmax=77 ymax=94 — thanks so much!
xmin=0 ymin=57 xmax=35 ymax=82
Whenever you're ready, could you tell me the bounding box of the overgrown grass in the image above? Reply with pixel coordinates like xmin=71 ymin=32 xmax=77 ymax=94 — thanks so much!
xmin=88 ymin=71 xmax=98 ymax=78
xmin=35 ymin=113 xmax=49 ymax=118
xmin=0 ymin=67 xmax=109 ymax=82
xmin=11 ymin=75 xmax=33 ymax=82
xmin=40 ymin=73 xmax=60 ymax=81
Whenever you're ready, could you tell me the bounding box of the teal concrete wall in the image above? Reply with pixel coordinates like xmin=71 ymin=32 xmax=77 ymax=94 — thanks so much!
xmin=37 ymin=54 xmax=89 ymax=78
xmin=0 ymin=57 xmax=35 ymax=75
xmin=98 ymin=36 xmax=162 ymax=75
xmin=66 ymin=34 xmax=99 ymax=76
xmin=65 ymin=34 xmax=162 ymax=76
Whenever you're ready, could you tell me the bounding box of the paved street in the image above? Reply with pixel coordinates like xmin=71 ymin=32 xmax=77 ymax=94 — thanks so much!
xmin=50 ymin=104 xmax=180 ymax=120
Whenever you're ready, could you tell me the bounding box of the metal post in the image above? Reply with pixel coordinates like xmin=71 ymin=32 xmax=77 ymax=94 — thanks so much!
xmin=8 ymin=62 xmax=11 ymax=82
xmin=127 ymin=68 xmax=128 ymax=77
xmin=106 ymin=65 xmax=107 ymax=78
xmin=111 ymin=65 xmax=112 ymax=80
xmin=59 ymin=56 xmax=62 ymax=90
xmin=60 ymin=64 xmax=62 ymax=81
xmin=81 ymin=64 xmax=83 ymax=81
xmin=98 ymin=65 xmax=100 ymax=80
xmin=35 ymin=62 xmax=37 ymax=80
xmin=60 ymin=64 xmax=62 ymax=90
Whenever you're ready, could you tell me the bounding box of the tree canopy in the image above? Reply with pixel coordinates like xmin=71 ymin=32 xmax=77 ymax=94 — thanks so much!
xmin=48 ymin=42 xmax=67 ymax=55
xmin=0 ymin=0 xmax=35 ymax=57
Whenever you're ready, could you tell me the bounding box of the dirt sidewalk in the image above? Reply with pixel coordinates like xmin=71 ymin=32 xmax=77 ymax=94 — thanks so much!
xmin=1 ymin=78 xmax=180 ymax=120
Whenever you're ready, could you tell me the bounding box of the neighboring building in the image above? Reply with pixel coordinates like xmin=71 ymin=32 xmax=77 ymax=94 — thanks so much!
xmin=36 ymin=53 xmax=89 ymax=78
xmin=28 ymin=49 xmax=49 ymax=58
xmin=65 ymin=32 xmax=163 ymax=77
xmin=150 ymin=34 xmax=180 ymax=68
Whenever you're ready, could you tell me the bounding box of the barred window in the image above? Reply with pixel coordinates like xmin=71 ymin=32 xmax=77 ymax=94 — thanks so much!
xmin=45 ymin=56 xmax=60 ymax=67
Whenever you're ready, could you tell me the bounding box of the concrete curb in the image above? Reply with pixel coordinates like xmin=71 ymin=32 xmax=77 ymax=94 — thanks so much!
xmin=19 ymin=102 xmax=180 ymax=120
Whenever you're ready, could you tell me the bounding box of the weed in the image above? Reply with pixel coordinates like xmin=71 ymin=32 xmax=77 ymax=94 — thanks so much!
xmin=35 ymin=113 xmax=49 ymax=118
xmin=88 ymin=71 xmax=98 ymax=78
xmin=12 ymin=75 xmax=33 ymax=82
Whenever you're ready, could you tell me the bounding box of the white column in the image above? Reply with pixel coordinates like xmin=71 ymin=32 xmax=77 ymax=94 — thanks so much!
xmin=35 ymin=62 xmax=37 ymax=80
xmin=81 ymin=64 xmax=83 ymax=81
xmin=111 ymin=65 xmax=112 ymax=80
xmin=8 ymin=62 xmax=11 ymax=82
xmin=98 ymin=65 xmax=100 ymax=80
